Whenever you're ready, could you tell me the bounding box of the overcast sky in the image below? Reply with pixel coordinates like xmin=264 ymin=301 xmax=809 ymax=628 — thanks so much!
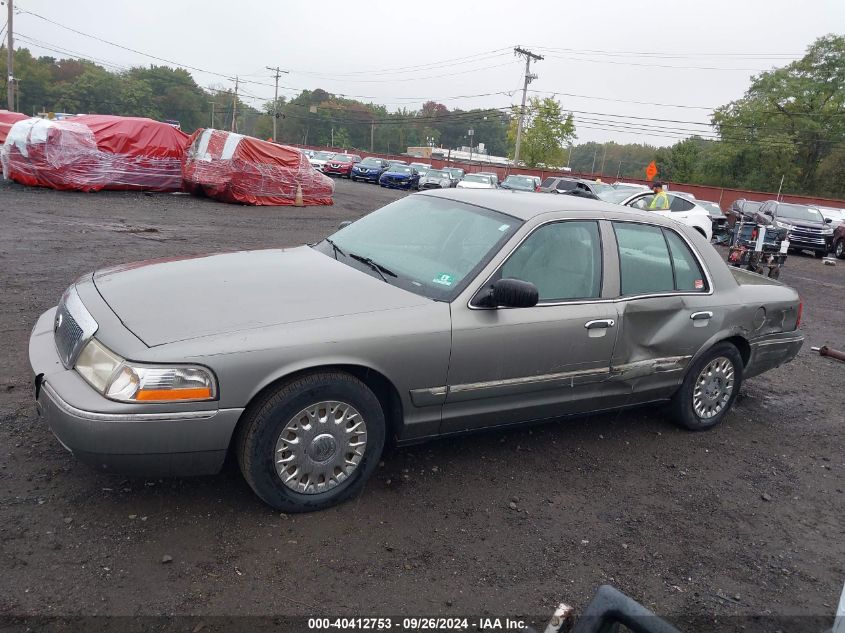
xmin=12 ymin=0 xmax=845 ymax=147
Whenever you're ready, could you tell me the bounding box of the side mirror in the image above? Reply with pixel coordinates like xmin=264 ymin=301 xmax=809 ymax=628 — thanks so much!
xmin=478 ymin=278 xmax=539 ymax=308
xmin=825 ymin=217 xmax=833 ymax=224
xmin=338 ymin=220 xmax=352 ymax=230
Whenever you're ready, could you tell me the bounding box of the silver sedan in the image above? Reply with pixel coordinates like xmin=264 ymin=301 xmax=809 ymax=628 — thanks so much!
xmin=30 ymin=190 xmax=804 ymax=512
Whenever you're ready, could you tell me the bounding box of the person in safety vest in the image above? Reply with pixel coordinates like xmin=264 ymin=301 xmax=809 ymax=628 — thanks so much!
xmin=649 ymin=181 xmax=670 ymax=210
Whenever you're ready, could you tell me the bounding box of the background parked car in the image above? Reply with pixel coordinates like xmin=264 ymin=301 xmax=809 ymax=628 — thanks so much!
xmin=350 ymin=157 xmax=390 ymax=183
xmin=444 ymin=167 xmax=465 ymax=186
xmin=755 ymin=200 xmax=833 ymax=257
xmin=501 ymin=174 xmax=541 ymax=192
xmin=814 ymin=205 xmax=845 ymax=229
xmin=456 ymin=173 xmax=498 ymax=189
xmin=611 ymin=190 xmax=713 ymax=240
xmin=476 ymin=171 xmax=500 ymax=186
xmin=309 ymin=151 xmax=336 ymax=172
xmin=409 ymin=162 xmax=431 ymax=178
xmin=727 ymin=199 xmax=762 ymax=228
xmin=418 ymin=168 xmax=453 ymax=190
xmin=378 ymin=164 xmax=420 ymax=190
xmin=322 ymin=154 xmax=362 ymax=178
xmin=699 ymin=200 xmax=729 ymax=240
xmin=832 ymin=223 xmax=845 ymax=259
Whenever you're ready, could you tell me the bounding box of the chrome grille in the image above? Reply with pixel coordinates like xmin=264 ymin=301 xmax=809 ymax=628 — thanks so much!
xmin=54 ymin=306 xmax=83 ymax=367
xmin=53 ymin=286 xmax=98 ymax=368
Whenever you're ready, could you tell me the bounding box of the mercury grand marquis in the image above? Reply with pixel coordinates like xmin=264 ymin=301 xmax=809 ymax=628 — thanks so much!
xmin=29 ymin=190 xmax=804 ymax=512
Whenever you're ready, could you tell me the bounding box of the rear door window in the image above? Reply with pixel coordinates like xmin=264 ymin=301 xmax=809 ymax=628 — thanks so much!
xmin=613 ymin=222 xmax=707 ymax=295
xmin=670 ymin=196 xmax=696 ymax=212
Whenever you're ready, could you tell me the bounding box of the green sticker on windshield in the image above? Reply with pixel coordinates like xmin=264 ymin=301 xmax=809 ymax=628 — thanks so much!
xmin=432 ymin=273 xmax=455 ymax=286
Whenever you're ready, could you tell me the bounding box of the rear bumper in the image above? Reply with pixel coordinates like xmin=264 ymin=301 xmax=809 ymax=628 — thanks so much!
xmin=745 ymin=331 xmax=805 ymax=379
xmin=29 ymin=308 xmax=243 ymax=477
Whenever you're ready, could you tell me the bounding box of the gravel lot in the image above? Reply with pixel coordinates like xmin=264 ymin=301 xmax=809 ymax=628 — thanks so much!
xmin=0 ymin=178 xmax=843 ymax=629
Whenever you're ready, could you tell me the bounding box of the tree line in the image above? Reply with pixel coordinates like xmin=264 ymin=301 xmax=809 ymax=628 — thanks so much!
xmin=1 ymin=34 xmax=844 ymax=198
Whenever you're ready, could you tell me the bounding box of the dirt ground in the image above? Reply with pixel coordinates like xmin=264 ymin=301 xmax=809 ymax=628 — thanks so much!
xmin=0 ymin=178 xmax=843 ymax=630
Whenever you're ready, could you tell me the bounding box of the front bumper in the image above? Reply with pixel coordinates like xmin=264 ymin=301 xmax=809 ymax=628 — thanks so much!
xmin=745 ymin=330 xmax=805 ymax=379
xmin=29 ymin=308 xmax=243 ymax=476
xmin=380 ymin=179 xmax=415 ymax=189
xmin=352 ymin=171 xmax=380 ymax=182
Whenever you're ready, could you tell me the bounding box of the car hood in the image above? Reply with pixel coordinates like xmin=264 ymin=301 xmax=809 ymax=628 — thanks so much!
xmin=420 ymin=176 xmax=450 ymax=183
xmin=457 ymin=181 xmax=494 ymax=189
xmin=92 ymin=247 xmax=430 ymax=347
xmin=353 ymin=163 xmax=381 ymax=170
xmin=382 ymin=171 xmax=412 ymax=178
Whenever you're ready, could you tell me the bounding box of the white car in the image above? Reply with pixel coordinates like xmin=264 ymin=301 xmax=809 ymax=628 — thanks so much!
xmin=814 ymin=206 xmax=845 ymax=229
xmin=308 ymin=151 xmax=336 ymax=172
xmin=456 ymin=173 xmax=498 ymax=189
xmin=617 ymin=191 xmax=713 ymax=241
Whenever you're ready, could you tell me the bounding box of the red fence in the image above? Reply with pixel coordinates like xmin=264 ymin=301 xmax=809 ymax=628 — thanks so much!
xmin=292 ymin=143 xmax=845 ymax=211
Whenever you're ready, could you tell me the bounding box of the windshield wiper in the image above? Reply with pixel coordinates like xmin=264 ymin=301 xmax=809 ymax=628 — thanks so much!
xmin=324 ymin=237 xmax=345 ymax=260
xmin=348 ymin=253 xmax=397 ymax=282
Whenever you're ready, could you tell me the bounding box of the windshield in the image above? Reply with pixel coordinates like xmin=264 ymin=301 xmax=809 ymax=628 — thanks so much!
xmin=463 ymin=174 xmax=491 ymax=184
xmin=597 ymin=188 xmax=637 ymax=204
xmin=591 ymin=182 xmax=614 ymax=195
xmin=778 ymin=204 xmax=825 ymax=222
xmin=503 ymin=176 xmax=535 ymax=188
xmin=360 ymin=157 xmax=382 ymax=166
xmin=389 ymin=166 xmax=413 ymax=174
xmin=332 ymin=155 xmax=352 ymax=162
xmin=701 ymin=202 xmax=723 ymax=217
xmin=313 ymin=152 xmax=334 ymax=160
xmin=314 ymin=196 xmax=521 ymax=301
xmin=425 ymin=170 xmax=448 ymax=179
xmin=447 ymin=168 xmax=464 ymax=178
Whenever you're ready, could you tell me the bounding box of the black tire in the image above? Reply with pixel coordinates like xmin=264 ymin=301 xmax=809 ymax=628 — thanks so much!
xmin=814 ymin=250 xmax=826 ymax=259
xmin=767 ymin=267 xmax=780 ymax=280
xmin=835 ymin=239 xmax=845 ymax=260
xmin=350 ymin=176 xmax=357 ymax=182
xmin=669 ymin=342 xmax=744 ymax=431
xmin=236 ymin=371 xmax=386 ymax=512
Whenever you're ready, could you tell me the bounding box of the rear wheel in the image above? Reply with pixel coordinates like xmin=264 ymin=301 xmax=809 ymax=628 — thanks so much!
xmin=670 ymin=342 xmax=743 ymax=431
xmin=236 ymin=371 xmax=386 ymax=512
xmin=835 ymin=239 xmax=845 ymax=259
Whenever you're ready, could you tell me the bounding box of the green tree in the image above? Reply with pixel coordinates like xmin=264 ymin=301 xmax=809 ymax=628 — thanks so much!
xmin=711 ymin=34 xmax=845 ymax=194
xmin=507 ymin=97 xmax=575 ymax=168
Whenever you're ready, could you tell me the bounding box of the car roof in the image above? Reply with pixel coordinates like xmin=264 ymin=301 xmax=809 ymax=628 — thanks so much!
xmin=417 ymin=188 xmax=680 ymax=224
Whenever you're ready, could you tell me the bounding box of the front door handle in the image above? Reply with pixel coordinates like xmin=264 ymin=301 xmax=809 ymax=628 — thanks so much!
xmin=585 ymin=319 xmax=615 ymax=329
xmin=690 ymin=311 xmax=713 ymax=321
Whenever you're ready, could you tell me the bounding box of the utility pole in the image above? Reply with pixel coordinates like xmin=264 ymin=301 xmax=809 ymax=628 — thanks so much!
xmin=566 ymin=144 xmax=573 ymax=168
xmin=208 ymin=101 xmax=215 ymax=128
xmin=6 ymin=0 xmax=14 ymax=111
xmin=265 ymin=66 xmax=288 ymax=143
xmin=370 ymin=120 xmax=375 ymax=153
xmin=231 ymin=76 xmax=238 ymax=133
xmin=513 ymin=46 xmax=543 ymax=166
xmin=591 ymin=146 xmax=598 ymax=174
xmin=600 ymin=143 xmax=607 ymax=176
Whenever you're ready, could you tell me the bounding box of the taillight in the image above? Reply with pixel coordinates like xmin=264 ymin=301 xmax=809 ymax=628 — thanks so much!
xmin=796 ymin=301 xmax=803 ymax=329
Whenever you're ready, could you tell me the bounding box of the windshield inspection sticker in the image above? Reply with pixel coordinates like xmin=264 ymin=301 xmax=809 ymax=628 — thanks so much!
xmin=498 ymin=224 xmax=510 ymax=232
xmin=432 ymin=273 xmax=455 ymax=286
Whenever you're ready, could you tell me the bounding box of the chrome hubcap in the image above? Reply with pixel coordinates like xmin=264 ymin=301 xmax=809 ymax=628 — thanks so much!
xmin=692 ymin=356 xmax=735 ymax=419
xmin=836 ymin=241 xmax=843 ymax=257
xmin=274 ymin=401 xmax=367 ymax=495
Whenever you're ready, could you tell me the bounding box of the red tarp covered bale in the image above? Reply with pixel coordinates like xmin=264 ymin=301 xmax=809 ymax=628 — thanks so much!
xmin=1 ymin=115 xmax=189 ymax=192
xmin=0 ymin=110 xmax=28 ymax=144
xmin=182 ymin=129 xmax=334 ymax=206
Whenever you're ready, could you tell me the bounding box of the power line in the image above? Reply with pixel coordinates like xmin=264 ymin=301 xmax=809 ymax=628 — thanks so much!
xmin=530 ymin=45 xmax=802 ymax=59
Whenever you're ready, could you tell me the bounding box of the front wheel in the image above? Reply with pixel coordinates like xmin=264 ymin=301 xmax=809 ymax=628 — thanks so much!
xmin=814 ymin=250 xmax=826 ymax=259
xmin=669 ymin=342 xmax=743 ymax=431
xmin=236 ymin=371 xmax=386 ymax=512
xmin=835 ymin=239 xmax=845 ymax=260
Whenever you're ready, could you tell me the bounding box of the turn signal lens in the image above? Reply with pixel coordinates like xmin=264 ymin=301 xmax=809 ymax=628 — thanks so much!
xmin=796 ymin=301 xmax=803 ymax=329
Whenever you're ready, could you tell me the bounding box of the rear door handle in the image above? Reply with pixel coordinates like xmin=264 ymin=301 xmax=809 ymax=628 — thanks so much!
xmin=690 ymin=311 xmax=713 ymax=321
xmin=585 ymin=319 xmax=615 ymax=329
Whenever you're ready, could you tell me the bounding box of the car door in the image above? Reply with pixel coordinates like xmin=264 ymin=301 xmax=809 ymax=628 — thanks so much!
xmin=441 ymin=219 xmax=618 ymax=433
xmin=601 ymin=220 xmax=721 ymax=407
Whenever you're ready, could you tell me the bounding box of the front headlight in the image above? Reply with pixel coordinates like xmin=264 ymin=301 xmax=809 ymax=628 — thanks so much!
xmin=74 ymin=339 xmax=217 ymax=403
xmin=774 ymin=220 xmax=791 ymax=229
xmin=821 ymin=226 xmax=833 ymax=235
